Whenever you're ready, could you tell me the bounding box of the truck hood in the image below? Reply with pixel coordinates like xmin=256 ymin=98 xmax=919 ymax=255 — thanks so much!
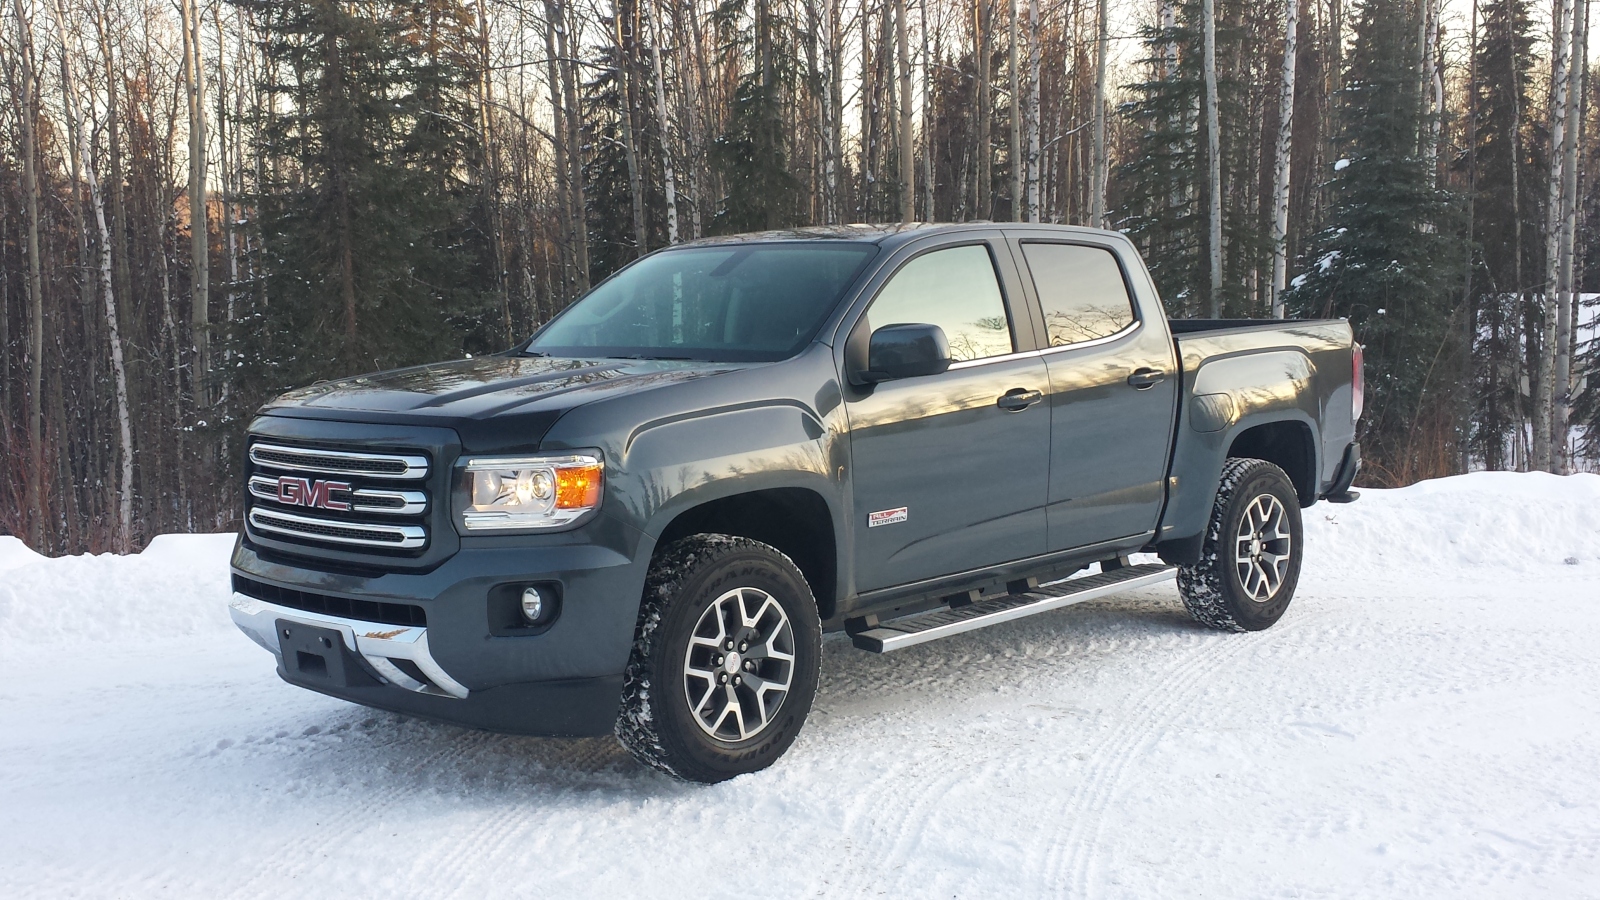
xmin=257 ymin=355 xmax=740 ymax=453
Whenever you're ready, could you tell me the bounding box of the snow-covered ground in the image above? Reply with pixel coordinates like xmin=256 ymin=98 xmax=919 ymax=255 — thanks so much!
xmin=3 ymin=472 xmax=1599 ymax=898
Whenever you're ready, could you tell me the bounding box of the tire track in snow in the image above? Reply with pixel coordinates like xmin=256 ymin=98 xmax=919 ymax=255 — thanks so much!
xmin=1041 ymin=605 xmax=1333 ymax=899
xmin=222 ymin=720 xmax=496 ymax=900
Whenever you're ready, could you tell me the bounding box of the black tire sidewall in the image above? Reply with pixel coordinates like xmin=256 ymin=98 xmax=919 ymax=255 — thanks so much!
xmin=1216 ymin=464 xmax=1303 ymax=630
xmin=643 ymin=540 xmax=821 ymax=782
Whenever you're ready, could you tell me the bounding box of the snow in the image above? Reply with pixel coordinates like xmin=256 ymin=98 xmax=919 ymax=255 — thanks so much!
xmin=3 ymin=473 xmax=1600 ymax=898
xmin=1334 ymin=157 xmax=1352 ymax=171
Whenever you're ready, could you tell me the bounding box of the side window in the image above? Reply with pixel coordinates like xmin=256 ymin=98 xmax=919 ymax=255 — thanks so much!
xmin=1021 ymin=243 xmax=1137 ymax=347
xmin=866 ymin=244 xmax=1014 ymax=362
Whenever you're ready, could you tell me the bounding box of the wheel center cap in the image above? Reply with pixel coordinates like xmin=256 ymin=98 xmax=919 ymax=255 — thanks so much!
xmin=723 ymin=652 xmax=742 ymax=674
xmin=1250 ymin=536 xmax=1263 ymax=557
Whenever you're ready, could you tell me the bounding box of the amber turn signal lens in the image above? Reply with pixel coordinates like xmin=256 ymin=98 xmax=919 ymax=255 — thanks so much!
xmin=555 ymin=465 xmax=603 ymax=509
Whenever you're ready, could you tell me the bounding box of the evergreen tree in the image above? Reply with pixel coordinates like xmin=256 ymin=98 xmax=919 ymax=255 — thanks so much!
xmin=228 ymin=0 xmax=495 ymax=405
xmin=710 ymin=0 xmax=802 ymax=233
xmin=1466 ymin=0 xmax=1543 ymax=468
xmin=1286 ymin=0 xmax=1463 ymax=478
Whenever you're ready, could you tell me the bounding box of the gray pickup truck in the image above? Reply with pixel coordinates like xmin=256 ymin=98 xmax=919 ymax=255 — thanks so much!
xmin=229 ymin=223 xmax=1361 ymax=782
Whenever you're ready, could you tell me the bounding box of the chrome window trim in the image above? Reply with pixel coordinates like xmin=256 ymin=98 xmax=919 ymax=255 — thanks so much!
xmin=247 ymin=475 xmax=427 ymax=516
xmin=248 ymin=442 xmax=430 ymax=480
xmin=247 ymin=508 xmax=427 ymax=550
xmin=1038 ymin=319 xmax=1144 ymax=355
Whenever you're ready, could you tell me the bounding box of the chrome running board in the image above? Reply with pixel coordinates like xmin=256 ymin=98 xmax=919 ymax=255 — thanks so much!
xmin=229 ymin=592 xmax=468 ymax=699
xmin=850 ymin=563 xmax=1176 ymax=653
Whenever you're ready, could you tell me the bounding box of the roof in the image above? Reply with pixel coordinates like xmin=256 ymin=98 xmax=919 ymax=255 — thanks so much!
xmin=672 ymin=222 xmax=1124 ymax=252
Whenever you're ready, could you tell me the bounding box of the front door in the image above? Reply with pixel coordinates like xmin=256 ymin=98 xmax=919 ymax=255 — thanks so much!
xmin=844 ymin=241 xmax=1052 ymax=593
xmin=1011 ymin=239 xmax=1179 ymax=551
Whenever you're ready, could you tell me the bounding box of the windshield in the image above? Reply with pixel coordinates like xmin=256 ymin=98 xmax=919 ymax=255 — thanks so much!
xmin=526 ymin=243 xmax=878 ymax=362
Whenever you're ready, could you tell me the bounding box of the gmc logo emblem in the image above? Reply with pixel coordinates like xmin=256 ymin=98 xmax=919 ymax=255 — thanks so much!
xmin=277 ymin=476 xmax=352 ymax=511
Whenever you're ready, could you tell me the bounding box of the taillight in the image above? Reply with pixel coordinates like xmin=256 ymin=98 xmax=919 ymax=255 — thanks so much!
xmin=1351 ymin=344 xmax=1364 ymax=422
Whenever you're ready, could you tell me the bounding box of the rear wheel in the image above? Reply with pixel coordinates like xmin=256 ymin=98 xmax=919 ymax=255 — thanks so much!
xmin=616 ymin=535 xmax=821 ymax=783
xmin=1177 ymin=457 xmax=1303 ymax=632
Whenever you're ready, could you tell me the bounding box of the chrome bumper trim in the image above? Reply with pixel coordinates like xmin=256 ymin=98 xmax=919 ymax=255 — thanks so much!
xmin=229 ymin=592 xmax=469 ymax=699
xmin=247 ymin=508 xmax=427 ymax=549
xmin=248 ymin=475 xmax=428 ymax=516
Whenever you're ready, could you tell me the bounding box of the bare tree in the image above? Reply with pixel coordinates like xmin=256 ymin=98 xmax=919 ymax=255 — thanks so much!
xmin=1270 ymin=0 xmax=1298 ymax=317
xmin=898 ymin=0 xmax=914 ymax=221
xmin=12 ymin=0 xmax=45 ymax=545
xmin=1202 ymin=0 xmax=1222 ymax=315
xmin=1537 ymin=0 xmax=1573 ymax=470
xmin=181 ymin=0 xmax=210 ymax=406
xmin=53 ymin=0 xmax=134 ymax=550
xmin=1090 ymin=0 xmax=1108 ymax=228
xmin=644 ymin=0 xmax=679 ymax=242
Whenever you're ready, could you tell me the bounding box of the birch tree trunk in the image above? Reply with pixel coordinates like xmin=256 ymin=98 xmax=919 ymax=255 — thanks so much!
xmin=182 ymin=0 xmax=209 ymax=407
xmin=1091 ymin=0 xmax=1109 ymax=227
xmin=1536 ymin=0 xmax=1572 ymax=471
xmin=976 ymin=0 xmax=992 ymax=218
xmin=1024 ymin=0 xmax=1040 ymax=222
xmin=1009 ymin=0 xmax=1022 ymax=219
xmin=614 ymin=8 xmax=647 ymax=257
xmin=644 ymin=0 xmax=678 ymax=243
xmin=1202 ymin=0 xmax=1223 ymax=316
xmin=12 ymin=0 xmax=45 ymax=547
xmin=1552 ymin=0 xmax=1587 ymax=472
xmin=898 ymin=0 xmax=914 ymax=221
xmin=556 ymin=0 xmax=590 ymax=289
xmin=54 ymin=0 xmax=135 ymax=551
xmin=542 ymin=0 xmax=574 ymax=293
xmin=1270 ymin=0 xmax=1299 ymax=317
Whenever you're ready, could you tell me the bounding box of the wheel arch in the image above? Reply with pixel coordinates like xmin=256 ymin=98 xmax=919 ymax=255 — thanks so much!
xmin=1225 ymin=419 xmax=1318 ymax=506
xmin=653 ymin=487 xmax=840 ymax=621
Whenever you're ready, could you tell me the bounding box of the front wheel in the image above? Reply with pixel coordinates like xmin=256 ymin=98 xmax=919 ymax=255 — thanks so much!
xmin=1178 ymin=457 xmax=1304 ymax=632
xmin=616 ymin=535 xmax=821 ymax=783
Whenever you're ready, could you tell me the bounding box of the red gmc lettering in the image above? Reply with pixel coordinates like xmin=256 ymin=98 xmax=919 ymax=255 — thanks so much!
xmin=276 ymin=476 xmax=351 ymax=511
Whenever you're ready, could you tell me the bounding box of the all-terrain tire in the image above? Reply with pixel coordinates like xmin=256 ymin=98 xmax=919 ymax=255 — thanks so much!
xmin=1177 ymin=457 xmax=1304 ymax=632
xmin=615 ymin=534 xmax=822 ymax=783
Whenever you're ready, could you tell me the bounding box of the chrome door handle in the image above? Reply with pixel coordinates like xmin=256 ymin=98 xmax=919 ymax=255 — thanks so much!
xmin=1127 ymin=368 xmax=1166 ymax=390
xmin=997 ymin=388 xmax=1043 ymax=411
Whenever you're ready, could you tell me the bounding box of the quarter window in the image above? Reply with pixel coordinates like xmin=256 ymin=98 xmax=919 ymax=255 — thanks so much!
xmin=866 ymin=245 xmax=1014 ymax=362
xmin=1021 ymin=243 xmax=1137 ymax=347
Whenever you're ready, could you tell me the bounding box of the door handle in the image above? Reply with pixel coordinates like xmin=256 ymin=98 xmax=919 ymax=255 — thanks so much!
xmin=1127 ymin=368 xmax=1166 ymax=390
xmin=997 ymin=388 xmax=1043 ymax=411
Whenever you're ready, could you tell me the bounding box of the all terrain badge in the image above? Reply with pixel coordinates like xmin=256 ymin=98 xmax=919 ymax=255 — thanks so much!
xmin=868 ymin=507 xmax=908 ymax=527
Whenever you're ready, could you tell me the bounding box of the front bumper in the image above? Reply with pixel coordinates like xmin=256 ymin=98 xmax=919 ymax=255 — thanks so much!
xmin=229 ymin=512 xmax=652 ymax=737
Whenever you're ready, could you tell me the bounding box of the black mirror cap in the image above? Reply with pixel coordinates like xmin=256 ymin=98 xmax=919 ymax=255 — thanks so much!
xmin=859 ymin=323 xmax=953 ymax=384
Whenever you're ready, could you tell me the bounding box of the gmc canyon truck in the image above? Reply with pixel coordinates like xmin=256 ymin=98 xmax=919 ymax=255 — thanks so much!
xmin=229 ymin=223 xmax=1362 ymax=783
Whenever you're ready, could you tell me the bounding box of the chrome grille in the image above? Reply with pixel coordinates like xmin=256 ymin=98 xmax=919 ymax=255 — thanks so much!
xmin=248 ymin=442 xmax=429 ymax=479
xmin=246 ymin=439 xmax=433 ymax=554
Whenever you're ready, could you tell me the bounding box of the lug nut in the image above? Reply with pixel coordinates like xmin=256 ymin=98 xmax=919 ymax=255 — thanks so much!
xmin=739 ymin=642 xmax=748 ymax=652
xmin=725 ymin=640 xmax=734 ymax=650
xmin=745 ymin=660 xmax=755 ymax=671
xmin=715 ymin=656 xmax=724 ymax=665
xmin=719 ymin=673 xmax=728 ymax=684
xmin=732 ymin=675 xmax=742 ymax=686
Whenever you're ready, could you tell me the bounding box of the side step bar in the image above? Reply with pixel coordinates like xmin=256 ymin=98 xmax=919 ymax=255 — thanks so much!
xmin=850 ymin=563 xmax=1176 ymax=653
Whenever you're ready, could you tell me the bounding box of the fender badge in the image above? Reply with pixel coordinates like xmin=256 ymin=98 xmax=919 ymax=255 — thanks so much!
xmin=868 ymin=507 xmax=908 ymax=527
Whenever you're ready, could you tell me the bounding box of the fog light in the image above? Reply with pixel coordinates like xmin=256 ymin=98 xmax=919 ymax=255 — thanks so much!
xmin=520 ymin=586 xmax=546 ymax=623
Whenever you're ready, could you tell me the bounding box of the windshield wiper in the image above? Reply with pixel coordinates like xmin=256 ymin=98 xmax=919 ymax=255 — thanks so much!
xmin=607 ymin=354 xmax=696 ymax=361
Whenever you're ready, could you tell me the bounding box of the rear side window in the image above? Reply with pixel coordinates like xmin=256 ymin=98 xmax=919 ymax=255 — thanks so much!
xmin=1020 ymin=243 xmax=1137 ymax=347
xmin=865 ymin=244 xmax=1014 ymax=362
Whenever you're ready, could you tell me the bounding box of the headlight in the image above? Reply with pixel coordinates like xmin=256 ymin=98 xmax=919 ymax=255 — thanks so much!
xmin=459 ymin=452 xmax=603 ymax=531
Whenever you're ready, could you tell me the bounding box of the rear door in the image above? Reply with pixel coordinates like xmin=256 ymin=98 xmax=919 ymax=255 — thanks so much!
xmin=842 ymin=237 xmax=1051 ymax=592
xmin=1008 ymin=236 xmax=1179 ymax=551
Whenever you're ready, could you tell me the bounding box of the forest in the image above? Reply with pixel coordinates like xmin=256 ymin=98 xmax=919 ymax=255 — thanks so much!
xmin=1 ymin=0 xmax=1596 ymax=554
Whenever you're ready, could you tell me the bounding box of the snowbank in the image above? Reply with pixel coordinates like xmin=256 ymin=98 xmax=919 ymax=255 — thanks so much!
xmin=0 ymin=533 xmax=237 ymax=656
xmin=1302 ymin=471 xmax=1600 ymax=582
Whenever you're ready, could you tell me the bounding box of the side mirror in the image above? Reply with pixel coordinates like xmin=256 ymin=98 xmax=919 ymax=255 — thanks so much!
xmin=858 ymin=323 xmax=953 ymax=384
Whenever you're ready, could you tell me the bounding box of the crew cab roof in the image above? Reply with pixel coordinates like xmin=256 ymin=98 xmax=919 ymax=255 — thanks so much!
xmin=672 ymin=222 xmax=1127 ymax=253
